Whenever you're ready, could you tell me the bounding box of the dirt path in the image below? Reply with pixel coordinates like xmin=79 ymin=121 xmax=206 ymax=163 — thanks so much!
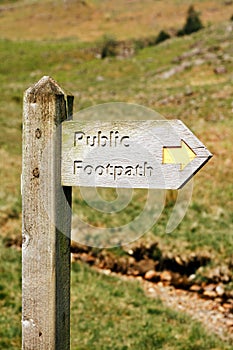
xmin=70 ymin=240 xmax=233 ymax=343
xmin=99 ymin=269 xmax=233 ymax=343
xmin=143 ymin=278 xmax=233 ymax=342
xmin=4 ymin=235 xmax=233 ymax=343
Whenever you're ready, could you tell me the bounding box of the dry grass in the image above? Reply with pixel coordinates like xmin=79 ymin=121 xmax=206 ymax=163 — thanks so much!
xmin=0 ymin=0 xmax=232 ymax=41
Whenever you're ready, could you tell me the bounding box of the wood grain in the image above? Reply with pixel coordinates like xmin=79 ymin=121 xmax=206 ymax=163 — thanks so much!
xmin=22 ymin=76 xmax=72 ymax=350
xmin=61 ymin=120 xmax=212 ymax=189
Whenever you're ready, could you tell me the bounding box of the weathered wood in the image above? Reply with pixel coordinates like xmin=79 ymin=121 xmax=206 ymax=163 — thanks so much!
xmin=61 ymin=120 xmax=212 ymax=189
xmin=22 ymin=76 xmax=72 ymax=350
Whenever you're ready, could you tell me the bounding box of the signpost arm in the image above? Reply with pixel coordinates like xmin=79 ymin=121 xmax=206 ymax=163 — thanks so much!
xmin=22 ymin=76 xmax=72 ymax=349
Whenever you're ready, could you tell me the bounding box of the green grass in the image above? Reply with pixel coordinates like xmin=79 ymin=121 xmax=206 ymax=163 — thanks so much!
xmin=1 ymin=19 xmax=232 ymax=257
xmin=71 ymin=261 xmax=232 ymax=350
xmin=0 ymin=239 xmax=21 ymax=349
xmin=1 ymin=245 xmax=232 ymax=349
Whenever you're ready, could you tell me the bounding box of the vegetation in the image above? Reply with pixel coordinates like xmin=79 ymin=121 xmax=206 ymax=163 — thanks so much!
xmin=177 ymin=5 xmax=204 ymax=36
xmin=0 ymin=0 xmax=230 ymax=41
xmin=71 ymin=262 xmax=232 ymax=350
xmin=0 ymin=0 xmax=233 ymax=348
xmin=155 ymin=30 xmax=171 ymax=44
xmin=100 ymin=35 xmax=118 ymax=59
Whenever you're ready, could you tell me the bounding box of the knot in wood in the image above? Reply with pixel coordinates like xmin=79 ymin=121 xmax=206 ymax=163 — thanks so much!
xmin=35 ymin=128 xmax=42 ymax=139
xmin=32 ymin=168 xmax=40 ymax=178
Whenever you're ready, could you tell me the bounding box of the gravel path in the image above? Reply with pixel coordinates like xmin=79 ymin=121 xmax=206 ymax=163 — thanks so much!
xmin=102 ymin=270 xmax=233 ymax=344
xmin=143 ymin=279 xmax=233 ymax=343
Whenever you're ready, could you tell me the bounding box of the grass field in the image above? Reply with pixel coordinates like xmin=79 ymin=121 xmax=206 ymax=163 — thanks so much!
xmin=0 ymin=0 xmax=232 ymax=41
xmin=0 ymin=0 xmax=233 ymax=348
xmin=1 ymin=242 xmax=232 ymax=349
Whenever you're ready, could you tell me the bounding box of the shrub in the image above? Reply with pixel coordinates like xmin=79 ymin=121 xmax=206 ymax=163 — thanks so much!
xmin=177 ymin=5 xmax=203 ymax=36
xmin=134 ymin=38 xmax=146 ymax=51
xmin=177 ymin=28 xmax=185 ymax=37
xmin=100 ymin=35 xmax=118 ymax=59
xmin=134 ymin=31 xmax=170 ymax=51
xmin=155 ymin=30 xmax=171 ymax=44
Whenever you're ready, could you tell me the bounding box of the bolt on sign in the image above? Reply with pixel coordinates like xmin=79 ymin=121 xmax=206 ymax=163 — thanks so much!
xmin=61 ymin=120 xmax=212 ymax=189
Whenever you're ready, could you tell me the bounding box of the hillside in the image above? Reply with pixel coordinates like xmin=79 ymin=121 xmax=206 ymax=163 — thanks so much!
xmin=0 ymin=0 xmax=233 ymax=348
xmin=0 ymin=0 xmax=233 ymax=41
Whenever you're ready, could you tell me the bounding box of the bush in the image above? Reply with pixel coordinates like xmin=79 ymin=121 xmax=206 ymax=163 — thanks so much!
xmin=177 ymin=5 xmax=203 ymax=36
xmin=100 ymin=35 xmax=118 ymax=59
xmin=134 ymin=38 xmax=146 ymax=51
xmin=177 ymin=28 xmax=185 ymax=37
xmin=134 ymin=31 xmax=170 ymax=51
xmin=155 ymin=30 xmax=171 ymax=44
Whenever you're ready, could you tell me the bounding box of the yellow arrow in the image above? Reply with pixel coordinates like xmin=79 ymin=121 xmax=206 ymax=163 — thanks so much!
xmin=163 ymin=140 xmax=196 ymax=170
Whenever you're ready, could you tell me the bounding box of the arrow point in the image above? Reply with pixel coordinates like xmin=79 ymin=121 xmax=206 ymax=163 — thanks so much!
xmin=163 ymin=140 xmax=197 ymax=171
xmin=180 ymin=140 xmax=196 ymax=170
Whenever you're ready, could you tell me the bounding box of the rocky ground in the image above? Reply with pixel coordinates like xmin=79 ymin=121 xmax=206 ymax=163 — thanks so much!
xmin=119 ymin=273 xmax=233 ymax=342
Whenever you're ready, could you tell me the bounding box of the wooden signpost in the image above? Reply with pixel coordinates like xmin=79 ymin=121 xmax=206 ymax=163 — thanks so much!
xmin=22 ymin=77 xmax=73 ymax=350
xmin=22 ymin=76 xmax=212 ymax=349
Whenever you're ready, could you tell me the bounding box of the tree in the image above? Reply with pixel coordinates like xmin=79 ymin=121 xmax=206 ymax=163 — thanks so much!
xmin=178 ymin=5 xmax=203 ymax=36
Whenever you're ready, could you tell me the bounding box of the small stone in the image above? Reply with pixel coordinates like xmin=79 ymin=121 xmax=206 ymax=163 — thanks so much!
xmin=96 ymin=75 xmax=104 ymax=81
xmin=218 ymin=306 xmax=225 ymax=313
xmin=80 ymin=254 xmax=96 ymax=264
xmin=184 ymin=86 xmax=193 ymax=96
xmin=132 ymin=270 xmax=140 ymax=276
xmin=223 ymin=303 xmax=233 ymax=311
xmin=226 ymin=319 xmax=233 ymax=327
xmin=216 ymin=284 xmax=225 ymax=297
xmin=222 ymin=54 xmax=232 ymax=62
xmin=204 ymin=52 xmax=217 ymax=61
xmin=190 ymin=284 xmax=202 ymax=292
xmin=214 ymin=66 xmax=227 ymax=74
xmin=193 ymin=58 xmax=205 ymax=66
xmin=203 ymin=290 xmax=217 ymax=298
xmin=160 ymin=270 xmax=172 ymax=282
xmin=159 ymin=97 xmax=170 ymax=105
xmin=175 ymin=256 xmax=183 ymax=265
xmin=215 ymin=297 xmax=223 ymax=303
xmin=221 ymin=274 xmax=230 ymax=283
xmin=204 ymin=284 xmax=216 ymax=292
xmin=144 ymin=270 xmax=159 ymax=281
xmin=128 ymin=257 xmax=135 ymax=265
xmin=136 ymin=259 xmax=155 ymax=275
xmin=148 ymin=287 xmax=155 ymax=294
xmin=188 ymin=274 xmax=196 ymax=281
xmin=136 ymin=276 xmax=143 ymax=281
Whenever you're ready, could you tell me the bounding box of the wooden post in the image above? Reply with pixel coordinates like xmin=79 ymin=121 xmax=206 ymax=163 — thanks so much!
xmin=22 ymin=76 xmax=73 ymax=349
